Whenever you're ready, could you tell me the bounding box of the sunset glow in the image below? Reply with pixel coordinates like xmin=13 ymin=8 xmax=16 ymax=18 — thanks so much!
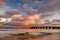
xmin=21 ymin=21 xmax=31 ymax=26
xmin=34 ymin=14 xmax=40 ymax=20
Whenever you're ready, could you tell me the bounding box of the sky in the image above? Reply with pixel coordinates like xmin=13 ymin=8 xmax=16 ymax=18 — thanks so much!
xmin=0 ymin=0 xmax=42 ymax=14
xmin=0 ymin=0 xmax=50 ymax=14
xmin=0 ymin=0 xmax=58 ymax=14
xmin=0 ymin=0 xmax=60 ymax=24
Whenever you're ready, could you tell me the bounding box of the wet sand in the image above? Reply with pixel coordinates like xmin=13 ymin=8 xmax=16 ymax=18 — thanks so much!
xmin=0 ymin=33 xmax=60 ymax=40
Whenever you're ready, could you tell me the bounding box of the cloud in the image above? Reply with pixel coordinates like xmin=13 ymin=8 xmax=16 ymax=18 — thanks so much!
xmin=4 ymin=9 xmax=20 ymax=17
xmin=23 ymin=3 xmax=38 ymax=15
xmin=0 ymin=0 xmax=60 ymax=24
xmin=23 ymin=0 xmax=60 ymax=14
xmin=21 ymin=0 xmax=60 ymax=21
xmin=0 ymin=0 xmax=10 ymax=14
xmin=0 ymin=5 xmax=10 ymax=14
xmin=11 ymin=14 xmax=25 ymax=21
xmin=49 ymin=0 xmax=60 ymax=11
xmin=0 ymin=0 xmax=5 ymax=4
xmin=0 ymin=9 xmax=20 ymax=18
xmin=23 ymin=1 xmax=49 ymax=14
xmin=41 ymin=0 xmax=60 ymax=18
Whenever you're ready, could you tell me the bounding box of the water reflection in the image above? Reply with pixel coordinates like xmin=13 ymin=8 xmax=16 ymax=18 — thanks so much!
xmin=0 ymin=32 xmax=60 ymax=40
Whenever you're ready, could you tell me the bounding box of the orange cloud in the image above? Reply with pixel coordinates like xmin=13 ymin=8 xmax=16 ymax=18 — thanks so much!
xmin=27 ymin=14 xmax=40 ymax=20
xmin=0 ymin=0 xmax=5 ymax=4
xmin=21 ymin=21 xmax=31 ymax=26
xmin=27 ymin=16 xmax=34 ymax=20
xmin=12 ymin=15 xmax=22 ymax=19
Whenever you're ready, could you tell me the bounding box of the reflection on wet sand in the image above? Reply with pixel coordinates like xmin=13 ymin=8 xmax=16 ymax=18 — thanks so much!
xmin=0 ymin=32 xmax=60 ymax=40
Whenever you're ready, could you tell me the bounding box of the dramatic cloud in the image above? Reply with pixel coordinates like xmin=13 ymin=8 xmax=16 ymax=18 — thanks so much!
xmin=0 ymin=0 xmax=60 ymax=24
xmin=41 ymin=11 xmax=60 ymax=23
xmin=4 ymin=9 xmax=20 ymax=17
xmin=23 ymin=0 xmax=60 ymax=14
xmin=11 ymin=14 xmax=25 ymax=21
xmin=10 ymin=0 xmax=60 ymax=24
